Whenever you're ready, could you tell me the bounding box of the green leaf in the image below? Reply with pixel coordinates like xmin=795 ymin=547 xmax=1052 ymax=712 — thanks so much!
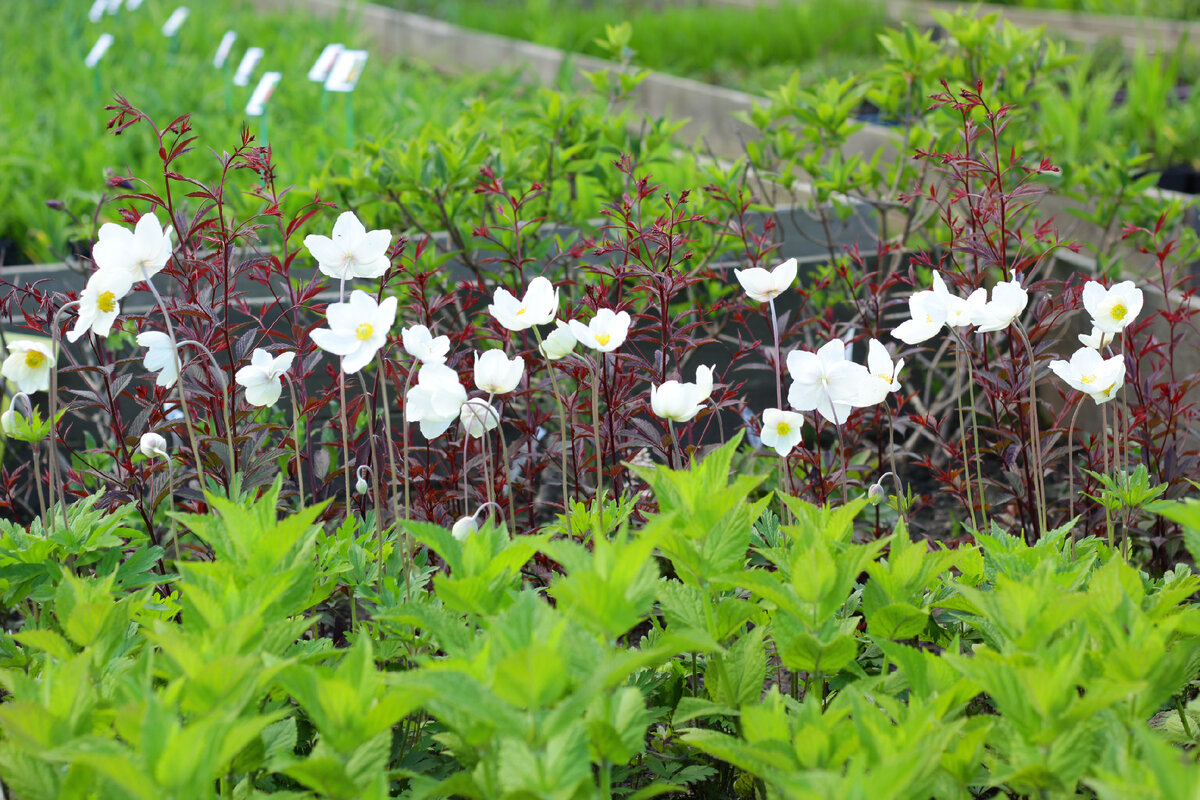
xmin=868 ymin=602 xmax=929 ymax=641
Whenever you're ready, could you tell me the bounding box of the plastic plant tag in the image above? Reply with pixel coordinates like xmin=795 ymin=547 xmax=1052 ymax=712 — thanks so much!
xmin=88 ymin=0 xmax=108 ymax=22
xmin=213 ymin=30 xmax=237 ymax=68
xmin=246 ymin=72 xmax=282 ymax=117
xmin=308 ymin=43 xmax=344 ymax=82
xmin=324 ymin=49 xmax=368 ymax=92
xmin=233 ymin=47 xmax=264 ymax=86
xmin=85 ymin=33 xmax=115 ymax=69
xmin=161 ymin=7 xmax=188 ymax=37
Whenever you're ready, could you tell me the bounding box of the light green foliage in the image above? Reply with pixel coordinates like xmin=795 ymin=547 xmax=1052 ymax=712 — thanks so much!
xmin=5 ymin=449 xmax=1200 ymax=797
xmin=0 ymin=494 xmax=158 ymax=609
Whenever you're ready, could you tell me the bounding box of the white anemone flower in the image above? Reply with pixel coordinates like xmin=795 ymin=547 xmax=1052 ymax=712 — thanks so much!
xmin=932 ymin=272 xmax=986 ymax=328
xmin=406 ymin=362 xmax=467 ymax=439
xmin=68 ymin=269 xmax=133 ymax=343
xmin=235 ymin=349 xmax=296 ymax=408
xmin=91 ymin=211 xmax=174 ymax=284
xmin=855 ymin=339 xmax=904 ymax=408
xmin=1078 ymin=326 xmax=1115 ymax=350
xmin=474 ymin=350 xmax=524 ymax=395
xmin=650 ymin=365 xmax=714 ymax=423
xmin=136 ymin=331 xmax=180 ymax=389
xmin=1048 ymin=346 xmax=1126 ymax=405
xmin=972 ymin=277 xmax=1029 ymax=333
xmin=892 ymin=289 xmax=948 ymax=345
xmin=759 ymin=408 xmax=804 ymax=457
xmin=568 ymin=308 xmax=631 ymax=353
xmin=733 ymin=257 xmax=797 ymax=303
xmin=1 ymin=341 xmax=55 ymax=395
xmin=460 ymin=398 xmax=500 ymax=439
xmin=311 ymin=290 xmax=397 ymax=374
xmin=786 ymin=339 xmax=869 ymax=425
xmin=303 ymin=211 xmax=392 ymax=281
xmin=139 ymin=432 xmax=169 ymax=458
xmin=488 ymin=276 xmax=558 ymax=331
xmin=1081 ymin=280 xmax=1142 ymax=335
xmin=538 ymin=320 xmax=577 ymax=361
xmin=401 ymin=324 xmax=450 ymax=365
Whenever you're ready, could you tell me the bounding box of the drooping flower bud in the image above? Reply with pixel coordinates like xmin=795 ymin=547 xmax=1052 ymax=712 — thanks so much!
xmin=452 ymin=516 xmax=478 ymax=542
xmin=139 ymin=432 xmax=168 ymax=458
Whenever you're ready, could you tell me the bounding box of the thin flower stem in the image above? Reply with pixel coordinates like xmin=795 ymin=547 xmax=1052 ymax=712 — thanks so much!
xmin=819 ymin=386 xmax=850 ymax=506
xmin=1115 ymin=395 xmax=1129 ymax=561
xmin=1066 ymin=394 xmax=1084 ymax=560
xmin=954 ymin=341 xmax=980 ymax=535
xmin=962 ymin=338 xmax=989 ymax=522
xmin=481 ymin=409 xmax=496 ymax=510
xmin=531 ymin=327 xmax=571 ymax=537
xmin=47 ymin=300 xmax=81 ymax=530
xmin=480 ymin=393 xmax=516 ymax=536
xmin=11 ymin=394 xmax=47 ymax=522
xmin=144 ymin=277 xmax=208 ymax=494
xmin=462 ymin=432 xmax=471 ymax=516
xmin=375 ymin=354 xmax=407 ymax=596
xmin=591 ymin=357 xmax=604 ymax=543
xmin=1012 ymin=323 xmax=1047 ymax=537
xmin=355 ymin=373 xmax=385 ymax=589
xmin=338 ymin=369 xmax=354 ymax=518
xmin=768 ymin=298 xmax=784 ymax=412
xmin=335 ymin=277 xmax=354 ymax=517
xmin=28 ymin=427 xmax=48 ymax=527
xmin=884 ymin=403 xmax=905 ymax=527
xmin=282 ymin=373 xmax=306 ymax=508
xmin=161 ymin=452 xmax=178 ymax=561
xmin=175 ymin=340 xmax=236 ymax=478
xmin=668 ymin=419 xmax=682 ymax=468
xmin=1102 ymin=401 xmax=1113 ymax=548
xmin=401 ymin=364 xmax=415 ymax=524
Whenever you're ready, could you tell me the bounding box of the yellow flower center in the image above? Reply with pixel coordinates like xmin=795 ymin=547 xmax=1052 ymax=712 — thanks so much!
xmin=1080 ymin=373 xmax=1096 ymax=384
xmin=776 ymin=422 xmax=791 ymax=436
xmin=1102 ymin=382 xmax=1117 ymax=397
xmin=595 ymin=333 xmax=611 ymax=346
xmin=924 ymin=314 xmax=933 ymax=323
xmin=24 ymin=350 xmax=45 ymax=369
xmin=355 ymin=323 xmax=373 ymax=341
xmin=97 ymin=291 xmax=117 ymax=313
xmin=1111 ymin=303 xmax=1127 ymax=321
xmin=516 ymin=307 xmax=527 ymax=316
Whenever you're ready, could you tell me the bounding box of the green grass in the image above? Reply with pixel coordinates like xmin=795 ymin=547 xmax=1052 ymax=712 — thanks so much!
xmin=972 ymin=0 xmax=1200 ymax=18
xmin=393 ymin=0 xmax=889 ymax=93
xmin=0 ymin=0 xmax=545 ymax=264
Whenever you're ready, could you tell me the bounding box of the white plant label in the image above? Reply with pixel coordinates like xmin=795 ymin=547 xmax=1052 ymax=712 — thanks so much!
xmin=161 ymin=7 xmax=189 ymax=37
xmin=307 ymin=43 xmax=343 ymax=83
xmin=88 ymin=0 xmax=108 ymax=22
xmin=85 ymin=33 xmax=115 ymax=69
xmin=106 ymin=0 xmax=124 ymax=13
xmin=324 ymin=49 xmax=368 ymax=93
xmin=232 ymin=47 xmax=264 ymax=87
xmin=245 ymin=72 xmax=283 ymax=117
xmin=213 ymin=30 xmax=237 ymax=69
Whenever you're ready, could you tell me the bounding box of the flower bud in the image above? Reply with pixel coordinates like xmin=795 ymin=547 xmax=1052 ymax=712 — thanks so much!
xmin=867 ymin=482 xmax=887 ymax=506
xmin=451 ymin=516 xmax=478 ymax=542
xmin=0 ymin=409 xmax=17 ymax=436
xmin=139 ymin=432 xmax=168 ymax=458
xmin=355 ymin=476 xmax=369 ymax=495
xmin=538 ymin=320 xmax=577 ymax=361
